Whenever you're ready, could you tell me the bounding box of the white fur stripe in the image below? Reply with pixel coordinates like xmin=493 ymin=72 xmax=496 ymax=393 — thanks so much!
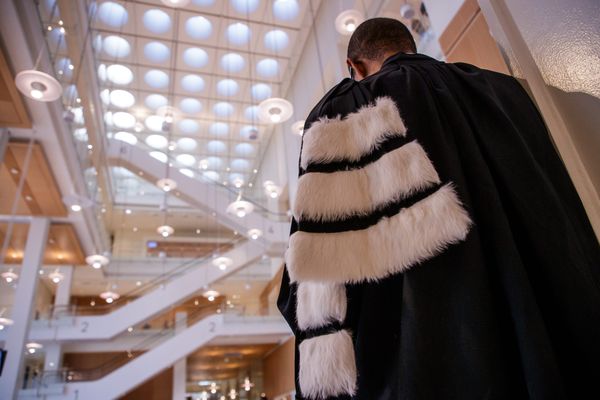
xmin=299 ymin=330 xmax=357 ymax=399
xmin=294 ymin=141 xmax=440 ymax=222
xmin=300 ymin=97 xmax=406 ymax=169
xmin=286 ymin=184 xmax=472 ymax=284
xmin=297 ymin=282 xmax=347 ymax=330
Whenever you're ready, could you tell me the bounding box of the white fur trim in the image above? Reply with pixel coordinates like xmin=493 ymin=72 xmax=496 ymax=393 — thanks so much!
xmin=299 ymin=330 xmax=357 ymax=399
xmin=294 ymin=141 xmax=440 ymax=221
xmin=286 ymin=184 xmax=472 ymax=283
xmin=301 ymin=97 xmax=406 ymax=169
xmin=297 ymin=282 xmax=347 ymax=330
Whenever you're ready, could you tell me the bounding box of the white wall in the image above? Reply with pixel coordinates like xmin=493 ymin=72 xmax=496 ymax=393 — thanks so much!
xmin=424 ymin=0 xmax=465 ymax=36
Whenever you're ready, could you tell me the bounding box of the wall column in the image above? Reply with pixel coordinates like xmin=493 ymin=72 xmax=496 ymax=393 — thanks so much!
xmin=172 ymin=311 xmax=187 ymax=400
xmin=43 ymin=265 xmax=73 ymax=373
xmin=0 ymin=217 xmax=50 ymax=400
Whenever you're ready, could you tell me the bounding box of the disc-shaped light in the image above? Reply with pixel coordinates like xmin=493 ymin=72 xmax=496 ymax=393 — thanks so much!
xmin=213 ymin=102 xmax=234 ymax=117
xmin=181 ymin=74 xmax=205 ymax=92
xmin=230 ymin=173 xmax=245 ymax=187
xmin=251 ymin=83 xmax=271 ymax=101
xmin=179 ymin=119 xmax=199 ymax=134
xmin=248 ymin=228 xmax=262 ymax=240
xmin=185 ymin=16 xmax=212 ymax=40
xmin=100 ymin=290 xmax=120 ymax=303
xmin=26 ymin=342 xmax=43 ymax=354
xmin=264 ymin=180 xmax=281 ymax=198
xmin=203 ymin=289 xmax=219 ymax=301
xmin=226 ymin=22 xmax=250 ymax=46
xmin=256 ymin=59 xmax=279 ymax=77
xmin=144 ymin=70 xmax=169 ymax=89
xmin=216 ymin=79 xmax=239 ymax=97
xmin=109 ymin=89 xmax=135 ymax=108
xmin=264 ymin=29 xmax=289 ymax=52
xmin=231 ymin=0 xmax=259 ymax=14
xmin=335 ymin=9 xmax=364 ymax=35
xmin=145 ymin=94 xmax=168 ymax=110
xmin=15 ymin=70 xmax=62 ymax=102
xmin=258 ymin=97 xmax=293 ymax=124
xmin=207 ymin=140 xmax=227 ymax=153
xmin=0 ymin=317 xmax=14 ymax=330
xmin=107 ymin=64 xmax=133 ymax=85
xmin=157 ymin=225 xmax=174 ymax=237
xmin=146 ymin=134 xmax=168 ymax=149
xmin=144 ymin=41 xmax=170 ymax=63
xmin=183 ymin=47 xmax=209 ymax=68
xmin=273 ymin=0 xmax=299 ymax=21
xmin=176 ymin=153 xmax=196 ymax=166
xmin=97 ymin=2 xmax=128 ymax=27
xmin=143 ymin=9 xmax=171 ymax=34
xmin=227 ymin=200 xmax=254 ymax=218
xmin=150 ymin=151 xmax=168 ymax=163
xmin=103 ymin=35 xmax=131 ymax=58
xmin=291 ymin=120 xmax=305 ymax=135
xmin=220 ymin=53 xmax=245 ymax=73
xmin=209 ymin=122 xmax=229 ymax=137
xmin=112 ymin=112 xmax=136 ymax=129
xmin=177 ymin=137 xmax=197 ymax=151
xmin=86 ymin=254 xmax=109 ymax=269
xmin=212 ymin=256 xmax=233 ymax=270
xmin=48 ymin=269 xmax=64 ymax=284
xmin=157 ymin=178 xmax=177 ymax=192
xmin=179 ymin=98 xmax=202 ymax=114
xmin=1 ymin=270 xmax=18 ymax=283
xmin=145 ymin=115 xmax=165 ymax=132
xmin=114 ymin=131 xmax=137 ymax=145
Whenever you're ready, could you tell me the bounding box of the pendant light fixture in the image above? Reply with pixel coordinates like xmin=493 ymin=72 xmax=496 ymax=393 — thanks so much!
xmin=263 ymin=180 xmax=281 ymax=199
xmin=0 ymin=308 xmax=14 ymax=331
xmin=48 ymin=269 xmax=65 ymax=284
xmin=86 ymin=254 xmax=109 ymax=269
xmin=291 ymin=120 xmax=305 ymax=136
xmin=212 ymin=256 xmax=233 ymax=271
xmin=257 ymin=97 xmax=293 ymax=124
xmin=26 ymin=342 xmax=43 ymax=354
xmin=335 ymin=9 xmax=364 ymax=35
xmin=15 ymin=70 xmax=62 ymax=102
xmin=227 ymin=192 xmax=254 ymax=218
xmin=242 ymin=376 xmax=254 ymax=391
xmin=1 ymin=269 xmax=18 ymax=284
xmin=100 ymin=288 xmax=120 ymax=304
xmin=157 ymin=224 xmax=175 ymax=238
xmin=203 ymin=290 xmax=220 ymax=302
xmin=156 ymin=178 xmax=177 ymax=192
xmin=247 ymin=228 xmax=262 ymax=240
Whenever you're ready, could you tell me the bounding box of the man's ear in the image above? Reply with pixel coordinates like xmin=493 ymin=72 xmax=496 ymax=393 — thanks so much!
xmin=347 ymin=58 xmax=368 ymax=81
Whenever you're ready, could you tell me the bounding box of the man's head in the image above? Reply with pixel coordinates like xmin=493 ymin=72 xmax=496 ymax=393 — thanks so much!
xmin=347 ymin=18 xmax=416 ymax=81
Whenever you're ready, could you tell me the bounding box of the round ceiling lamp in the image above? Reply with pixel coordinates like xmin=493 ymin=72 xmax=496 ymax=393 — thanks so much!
xmin=212 ymin=256 xmax=233 ymax=271
xmin=156 ymin=178 xmax=177 ymax=192
xmin=203 ymin=289 xmax=219 ymax=301
xmin=0 ymin=317 xmax=14 ymax=330
xmin=1 ymin=269 xmax=18 ymax=284
xmin=48 ymin=269 xmax=64 ymax=284
xmin=86 ymin=254 xmax=109 ymax=269
xmin=15 ymin=70 xmax=62 ymax=102
xmin=257 ymin=98 xmax=293 ymax=124
xmin=263 ymin=180 xmax=281 ymax=199
xmin=100 ymin=290 xmax=120 ymax=304
xmin=157 ymin=225 xmax=174 ymax=238
xmin=160 ymin=0 xmax=191 ymax=7
xmin=335 ymin=10 xmax=364 ymax=35
xmin=291 ymin=120 xmax=305 ymax=136
xmin=226 ymin=199 xmax=254 ymax=218
xmin=248 ymin=228 xmax=262 ymax=240
xmin=26 ymin=342 xmax=43 ymax=354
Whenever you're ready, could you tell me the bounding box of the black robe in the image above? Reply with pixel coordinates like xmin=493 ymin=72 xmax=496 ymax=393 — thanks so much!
xmin=277 ymin=52 xmax=600 ymax=400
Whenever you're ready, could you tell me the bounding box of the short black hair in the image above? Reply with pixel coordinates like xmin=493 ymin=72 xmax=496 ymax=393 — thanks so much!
xmin=347 ymin=18 xmax=417 ymax=62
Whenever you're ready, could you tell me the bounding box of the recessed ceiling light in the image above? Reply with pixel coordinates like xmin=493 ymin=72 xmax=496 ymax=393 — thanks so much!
xmin=202 ymin=171 xmax=220 ymax=181
xmin=145 ymin=94 xmax=168 ymax=110
xmin=226 ymin=22 xmax=250 ymax=46
xmin=177 ymin=137 xmax=198 ymax=151
xmin=244 ymin=106 xmax=258 ymax=121
xmin=178 ymin=119 xmax=199 ymax=133
xmin=251 ymin=83 xmax=272 ymax=101
xmin=161 ymin=0 xmax=191 ymax=7
xmin=179 ymin=98 xmax=202 ymax=114
xmin=207 ymin=140 xmax=227 ymax=153
xmin=264 ymin=29 xmax=289 ymax=52
xmin=176 ymin=153 xmax=196 ymax=166
xmin=209 ymin=122 xmax=229 ymax=136
xmin=216 ymin=79 xmax=239 ymax=97
xmin=97 ymin=2 xmax=129 ymax=27
xmin=256 ymin=58 xmax=279 ymax=77
xmin=185 ymin=15 xmax=212 ymax=40
xmin=150 ymin=151 xmax=168 ymax=163
xmin=273 ymin=0 xmax=299 ymax=21
xmin=231 ymin=159 xmax=250 ymax=171
xmin=213 ymin=102 xmax=234 ymax=117
xmin=114 ymin=131 xmax=138 ymax=145
xmin=145 ymin=115 xmax=165 ymax=132
xmin=179 ymin=168 xmax=194 ymax=178
xmin=183 ymin=47 xmax=209 ymax=68
xmin=205 ymin=156 xmax=223 ymax=169
xmin=146 ymin=134 xmax=168 ymax=149
xmin=181 ymin=74 xmax=205 ymax=92
xmin=235 ymin=143 xmax=256 ymax=156
xmin=231 ymin=0 xmax=259 ymax=14
xmin=144 ymin=41 xmax=170 ymax=63
xmin=112 ymin=112 xmax=136 ymax=129
xmin=103 ymin=35 xmax=131 ymax=58
xmin=220 ymin=53 xmax=245 ymax=73
xmin=109 ymin=89 xmax=135 ymax=108
xmin=107 ymin=64 xmax=133 ymax=85
xmin=143 ymin=9 xmax=172 ymax=34
xmin=144 ymin=70 xmax=169 ymax=89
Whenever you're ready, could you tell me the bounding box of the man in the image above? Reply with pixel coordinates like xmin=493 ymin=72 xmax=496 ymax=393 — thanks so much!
xmin=278 ymin=18 xmax=600 ymax=400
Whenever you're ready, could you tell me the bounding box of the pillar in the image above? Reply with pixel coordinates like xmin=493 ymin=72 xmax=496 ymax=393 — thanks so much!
xmin=44 ymin=266 xmax=73 ymax=373
xmin=0 ymin=217 xmax=50 ymax=400
xmin=172 ymin=311 xmax=187 ymax=400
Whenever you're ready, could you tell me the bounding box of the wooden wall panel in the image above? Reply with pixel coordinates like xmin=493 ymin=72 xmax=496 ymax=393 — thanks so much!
xmin=263 ymin=338 xmax=295 ymax=399
xmin=0 ymin=40 xmax=31 ymax=128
